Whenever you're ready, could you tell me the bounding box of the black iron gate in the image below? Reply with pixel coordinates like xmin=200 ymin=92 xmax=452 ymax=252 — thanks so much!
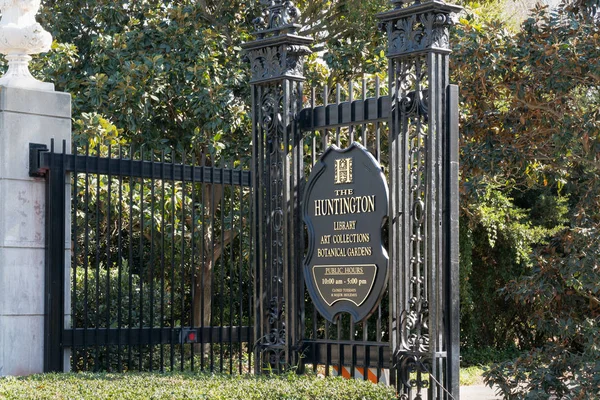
xmin=245 ymin=0 xmax=461 ymax=399
xmin=31 ymin=141 xmax=254 ymax=373
xmin=34 ymin=0 xmax=461 ymax=398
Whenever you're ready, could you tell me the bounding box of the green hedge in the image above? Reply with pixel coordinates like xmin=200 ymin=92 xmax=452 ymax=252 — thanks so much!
xmin=0 ymin=373 xmax=397 ymax=400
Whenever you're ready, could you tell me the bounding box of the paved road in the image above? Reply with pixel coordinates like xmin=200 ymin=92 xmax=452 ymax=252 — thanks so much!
xmin=461 ymin=384 xmax=501 ymax=399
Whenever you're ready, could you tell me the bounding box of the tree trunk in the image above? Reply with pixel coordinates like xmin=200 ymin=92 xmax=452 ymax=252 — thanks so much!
xmin=191 ymin=181 xmax=238 ymax=355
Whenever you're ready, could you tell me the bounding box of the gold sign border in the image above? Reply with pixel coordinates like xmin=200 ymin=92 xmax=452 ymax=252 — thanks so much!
xmin=312 ymin=264 xmax=378 ymax=307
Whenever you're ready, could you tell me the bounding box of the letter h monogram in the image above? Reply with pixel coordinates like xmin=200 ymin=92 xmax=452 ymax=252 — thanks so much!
xmin=334 ymin=158 xmax=353 ymax=184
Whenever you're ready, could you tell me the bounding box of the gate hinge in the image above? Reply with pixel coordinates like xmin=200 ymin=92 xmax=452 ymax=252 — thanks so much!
xmin=29 ymin=143 xmax=49 ymax=177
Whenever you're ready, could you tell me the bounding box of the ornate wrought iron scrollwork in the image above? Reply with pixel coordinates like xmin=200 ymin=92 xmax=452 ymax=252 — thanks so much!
xmin=245 ymin=0 xmax=310 ymax=83
xmin=267 ymin=297 xmax=286 ymax=345
xmin=253 ymin=0 xmax=301 ymax=34
xmin=381 ymin=9 xmax=456 ymax=57
xmin=246 ymin=44 xmax=311 ymax=83
xmin=260 ymin=85 xmax=284 ymax=136
xmin=394 ymin=353 xmax=432 ymax=400
xmin=255 ymin=81 xmax=300 ymax=371
xmin=394 ymin=56 xmax=432 ymax=359
xmin=263 ymin=296 xmax=286 ymax=368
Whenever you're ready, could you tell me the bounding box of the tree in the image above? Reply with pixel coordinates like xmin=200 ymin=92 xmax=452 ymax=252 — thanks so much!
xmin=452 ymin=1 xmax=600 ymax=396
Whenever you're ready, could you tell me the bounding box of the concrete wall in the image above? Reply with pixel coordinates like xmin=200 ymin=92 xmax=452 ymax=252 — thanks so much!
xmin=0 ymin=86 xmax=71 ymax=376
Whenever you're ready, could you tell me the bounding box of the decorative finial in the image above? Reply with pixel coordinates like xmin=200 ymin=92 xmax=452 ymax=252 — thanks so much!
xmin=253 ymin=0 xmax=301 ymax=38
xmin=391 ymin=0 xmax=420 ymax=9
xmin=0 ymin=0 xmax=54 ymax=91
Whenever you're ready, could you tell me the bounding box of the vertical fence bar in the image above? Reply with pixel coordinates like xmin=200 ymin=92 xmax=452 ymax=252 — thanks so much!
xmin=311 ymin=87 xmax=317 ymax=166
xmin=83 ymin=144 xmax=91 ymax=371
xmin=335 ymin=84 xmax=341 ymax=146
xmin=94 ymin=145 xmax=101 ymax=371
xmin=247 ymin=167 xmax=254 ymax=375
xmin=106 ymin=144 xmax=112 ymax=371
xmin=348 ymin=81 xmax=354 ymax=143
xmin=190 ymin=153 xmax=197 ymax=372
xmin=375 ymin=76 xmax=381 ymax=163
xmin=324 ymin=319 xmax=330 ymax=377
xmin=200 ymin=153 xmax=206 ymax=371
xmin=228 ymin=161 xmax=235 ymax=374
xmin=71 ymin=144 xmax=78 ymax=372
xmin=44 ymin=140 xmax=66 ymax=372
xmin=160 ymin=151 xmax=166 ymax=372
xmin=218 ymin=159 xmax=225 ymax=373
xmin=445 ymin=84 xmax=460 ymax=397
xmin=237 ymin=176 xmax=244 ymax=374
xmin=149 ymin=151 xmax=156 ymax=371
xmin=117 ymin=146 xmax=124 ymax=372
xmin=209 ymin=149 xmax=216 ymax=372
xmin=322 ymin=84 xmax=329 ymax=152
xmin=138 ymin=147 xmax=144 ymax=371
xmin=180 ymin=151 xmax=187 ymax=370
xmin=362 ymin=77 xmax=367 ymax=146
xmin=127 ymin=146 xmax=135 ymax=370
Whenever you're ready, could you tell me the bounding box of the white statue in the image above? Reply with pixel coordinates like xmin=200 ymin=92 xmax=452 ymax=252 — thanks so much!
xmin=0 ymin=0 xmax=54 ymax=91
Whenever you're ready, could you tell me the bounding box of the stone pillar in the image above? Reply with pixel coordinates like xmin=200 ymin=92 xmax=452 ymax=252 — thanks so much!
xmin=242 ymin=0 xmax=312 ymax=372
xmin=0 ymin=87 xmax=72 ymax=376
xmin=0 ymin=1 xmax=72 ymax=376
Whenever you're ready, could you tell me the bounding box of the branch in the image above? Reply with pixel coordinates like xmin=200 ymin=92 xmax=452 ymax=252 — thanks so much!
xmin=513 ymin=97 xmax=563 ymax=120
xmin=209 ymin=227 xmax=238 ymax=264
xmin=558 ymin=270 xmax=600 ymax=308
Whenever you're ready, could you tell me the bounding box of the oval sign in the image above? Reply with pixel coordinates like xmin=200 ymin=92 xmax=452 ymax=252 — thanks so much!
xmin=303 ymin=143 xmax=389 ymax=323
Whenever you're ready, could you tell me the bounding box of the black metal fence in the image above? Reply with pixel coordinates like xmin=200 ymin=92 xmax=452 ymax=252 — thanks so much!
xmin=31 ymin=140 xmax=254 ymax=373
xmin=33 ymin=0 xmax=461 ymax=397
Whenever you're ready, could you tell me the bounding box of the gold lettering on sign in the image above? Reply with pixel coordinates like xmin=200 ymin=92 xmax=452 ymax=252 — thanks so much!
xmin=333 ymin=220 xmax=357 ymax=230
xmin=334 ymin=158 xmax=353 ymax=184
xmin=325 ymin=266 xmax=364 ymax=275
xmin=334 ymin=189 xmax=354 ymax=196
xmin=314 ymin=196 xmax=376 ymax=216
xmin=317 ymin=246 xmax=373 ymax=258
xmin=332 ymin=233 xmax=370 ymax=244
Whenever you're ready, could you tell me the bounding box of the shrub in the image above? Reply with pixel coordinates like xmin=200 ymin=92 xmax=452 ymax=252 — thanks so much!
xmin=0 ymin=372 xmax=397 ymax=400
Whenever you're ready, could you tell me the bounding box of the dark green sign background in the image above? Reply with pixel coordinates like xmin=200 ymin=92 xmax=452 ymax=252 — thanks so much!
xmin=303 ymin=143 xmax=389 ymax=323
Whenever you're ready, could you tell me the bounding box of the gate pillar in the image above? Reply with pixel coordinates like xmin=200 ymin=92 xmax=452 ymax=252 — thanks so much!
xmin=378 ymin=0 xmax=461 ymax=398
xmin=0 ymin=88 xmax=72 ymax=376
xmin=242 ymin=1 xmax=312 ymax=372
xmin=0 ymin=2 xmax=72 ymax=375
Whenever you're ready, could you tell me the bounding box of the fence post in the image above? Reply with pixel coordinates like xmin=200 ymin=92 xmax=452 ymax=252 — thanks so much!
xmin=242 ymin=1 xmax=312 ymax=373
xmin=377 ymin=0 xmax=462 ymax=397
xmin=0 ymin=3 xmax=72 ymax=375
